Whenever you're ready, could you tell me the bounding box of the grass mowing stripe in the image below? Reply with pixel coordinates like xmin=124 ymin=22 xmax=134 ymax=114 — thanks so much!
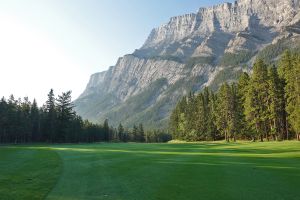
xmin=1 ymin=142 xmax=300 ymax=200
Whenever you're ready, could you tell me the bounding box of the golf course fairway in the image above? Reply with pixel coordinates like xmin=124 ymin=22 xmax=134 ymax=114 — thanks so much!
xmin=1 ymin=141 xmax=300 ymax=200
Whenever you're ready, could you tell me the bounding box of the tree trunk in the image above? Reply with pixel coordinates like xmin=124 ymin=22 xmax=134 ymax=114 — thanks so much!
xmin=286 ymin=120 xmax=289 ymax=140
xmin=297 ymin=133 xmax=300 ymax=141
xmin=264 ymin=121 xmax=269 ymax=141
xmin=255 ymin=123 xmax=260 ymax=142
xmin=260 ymin=134 xmax=263 ymax=142
xmin=225 ymin=131 xmax=229 ymax=142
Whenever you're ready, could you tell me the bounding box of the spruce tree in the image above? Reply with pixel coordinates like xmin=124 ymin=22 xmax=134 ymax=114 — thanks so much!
xmin=268 ymin=66 xmax=285 ymax=140
xmin=245 ymin=59 xmax=269 ymax=141
xmin=281 ymin=52 xmax=300 ymax=140
xmin=21 ymin=97 xmax=32 ymax=142
xmin=118 ymin=123 xmax=124 ymax=142
xmin=230 ymin=83 xmax=243 ymax=142
xmin=194 ymin=93 xmax=205 ymax=140
xmin=216 ymin=83 xmax=232 ymax=142
xmin=44 ymin=89 xmax=57 ymax=142
xmin=103 ymin=119 xmax=110 ymax=141
xmin=31 ymin=99 xmax=40 ymax=142
xmin=0 ymin=97 xmax=8 ymax=143
xmin=56 ymin=91 xmax=75 ymax=142
xmin=138 ymin=123 xmax=145 ymax=142
xmin=278 ymin=50 xmax=293 ymax=140
xmin=207 ymin=91 xmax=218 ymax=140
xmin=237 ymin=72 xmax=250 ymax=139
xmin=294 ymin=58 xmax=300 ymax=141
xmin=132 ymin=125 xmax=138 ymax=141
xmin=186 ymin=92 xmax=197 ymax=141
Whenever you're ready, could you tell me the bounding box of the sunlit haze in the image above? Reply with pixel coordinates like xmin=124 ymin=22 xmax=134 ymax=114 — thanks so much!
xmin=0 ymin=0 xmax=230 ymax=105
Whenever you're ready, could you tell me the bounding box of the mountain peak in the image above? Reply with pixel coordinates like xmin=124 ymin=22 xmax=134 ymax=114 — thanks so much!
xmin=75 ymin=0 xmax=300 ymax=128
xmin=142 ymin=0 xmax=299 ymax=49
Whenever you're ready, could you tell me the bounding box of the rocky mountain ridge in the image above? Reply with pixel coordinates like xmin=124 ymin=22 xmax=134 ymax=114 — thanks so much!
xmin=75 ymin=0 xmax=300 ymax=128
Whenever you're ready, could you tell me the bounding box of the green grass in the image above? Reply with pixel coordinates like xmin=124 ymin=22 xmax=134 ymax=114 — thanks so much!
xmin=0 ymin=146 xmax=62 ymax=200
xmin=1 ymin=141 xmax=300 ymax=200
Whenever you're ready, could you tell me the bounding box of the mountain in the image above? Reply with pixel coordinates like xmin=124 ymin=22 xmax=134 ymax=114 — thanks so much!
xmin=75 ymin=0 xmax=300 ymax=128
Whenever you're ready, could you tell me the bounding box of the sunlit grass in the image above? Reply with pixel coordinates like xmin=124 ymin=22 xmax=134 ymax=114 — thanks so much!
xmin=1 ymin=141 xmax=300 ymax=200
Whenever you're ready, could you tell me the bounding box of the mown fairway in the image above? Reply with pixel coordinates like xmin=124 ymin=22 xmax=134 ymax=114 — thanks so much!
xmin=1 ymin=142 xmax=300 ymax=200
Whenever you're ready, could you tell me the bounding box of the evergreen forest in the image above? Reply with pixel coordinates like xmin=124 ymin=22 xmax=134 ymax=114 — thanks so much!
xmin=170 ymin=51 xmax=300 ymax=142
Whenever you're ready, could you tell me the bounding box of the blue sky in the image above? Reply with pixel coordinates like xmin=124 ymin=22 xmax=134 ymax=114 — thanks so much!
xmin=0 ymin=0 xmax=231 ymax=104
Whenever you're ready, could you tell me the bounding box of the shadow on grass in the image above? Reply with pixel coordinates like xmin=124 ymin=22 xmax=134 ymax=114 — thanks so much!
xmin=4 ymin=142 xmax=300 ymax=200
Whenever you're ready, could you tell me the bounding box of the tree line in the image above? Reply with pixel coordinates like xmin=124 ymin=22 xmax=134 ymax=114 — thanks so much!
xmin=0 ymin=89 xmax=171 ymax=143
xmin=170 ymin=51 xmax=300 ymax=142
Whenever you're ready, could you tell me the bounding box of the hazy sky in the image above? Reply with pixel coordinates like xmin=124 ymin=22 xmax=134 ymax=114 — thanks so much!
xmin=0 ymin=0 xmax=231 ymax=104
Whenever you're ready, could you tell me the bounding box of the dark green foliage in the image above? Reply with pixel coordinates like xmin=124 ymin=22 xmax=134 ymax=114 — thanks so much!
xmin=103 ymin=119 xmax=110 ymax=141
xmin=209 ymin=66 xmax=244 ymax=91
xmin=0 ymin=89 xmax=171 ymax=144
xmin=56 ymin=91 xmax=76 ymax=142
xmin=138 ymin=123 xmax=145 ymax=142
xmin=169 ymin=88 xmax=222 ymax=141
xmin=185 ymin=56 xmax=215 ymax=69
xmin=150 ymin=55 xmax=184 ymax=63
xmin=170 ymin=52 xmax=300 ymax=142
xmin=0 ymin=90 xmax=111 ymax=143
xmin=268 ymin=65 xmax=286 ymax=140
xmin=245 ymin=59 xmax=270 ymax=142
xmin=30 ymin=99 xmax=40 ymax=141
xmin=237 ymin=73 xmax=252 ymax=138
xmin=219 ymin=51 xmax=254 ymax=66
xmin=100 ymin=78 xmax=169 ymax=127
xmin=257 ymin=37 xmax=300 ymax=63
xmin=43 ymin=89 xmax=57 ymax=142
xmin=117 ymin=123 xmax=125 ymax=141
xmin=279 ymin=51 xmax=300 ymax=140
xmin=132 ymin=50 xmax=184 ymax=63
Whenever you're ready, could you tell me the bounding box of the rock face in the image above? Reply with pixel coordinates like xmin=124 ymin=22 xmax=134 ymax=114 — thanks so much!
xmin=75 ymin=0 xmax=300 ymax=128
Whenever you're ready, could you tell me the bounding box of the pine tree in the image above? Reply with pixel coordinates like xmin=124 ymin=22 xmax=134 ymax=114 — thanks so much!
xmin=176 ymin=97 xmax=188 ymax=140
xmin=170 ymin=97 xmax=188 ymax=140
xmin=294 ymin=58 xmax=300 ymax=141
xmin=169 ymin=104 xmax=180 ymax=139
xmin=237 ymin=72 xmax=250 ymax=139
xmin=207 ymin=91 xmax=218 ymax=140
xmin=194 ymin=93 xmax=205 ymax=140
xmin=138 ymin=123 xmax=145 ymax=142
xmin=230 ymin=83 xmax=243 ymax=142
xmin=283 ymin=54 xmax=300 ymax=140
xmin=118 ymin=123 xmax=124 ymax=142
xmin=103 ymin=119 xmax=110 ymax=141
xmin=132 ymin=125 xmax=138 ymax=141
xmin=245 ymin=59 xmax=269 ymax=141
xmin=238 ymin=72 xmax=250 ymax=105
xmin=278 ymin=50 xmax=293 ymax=140
xmin=44 ymin=89 xmax=57 ymax=142
xmin=202 ymin=88 xmax=211 ymax=140
xmin=7 ymin=95 xmax=18 ymax=143
xmin=186 ymin=92 xmax=198 ymax=141
xmin=268 ymin=66 xmax=285 ymax=140
xmin=31 ymin=99 xmax=40 ymax=142
xmin=0 ymin=97 xmax=8 ymax=143
xmin=20 ymin=97 xmax=32 ymax=142
xmin=56 ymin=91 xmax=75 ymax=142
xmin=216 ymin=83 xmax=232 ymax=142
